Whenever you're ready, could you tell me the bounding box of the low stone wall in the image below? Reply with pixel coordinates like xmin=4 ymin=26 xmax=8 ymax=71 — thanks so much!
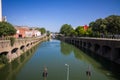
xmin=0 ymin=36 xmax=49 ymax=63
xmin=62 ymin=37 xmax=120 ymax=64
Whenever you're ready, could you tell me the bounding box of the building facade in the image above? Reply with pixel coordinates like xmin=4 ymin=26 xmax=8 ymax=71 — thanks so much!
xmin=14 ymin=26 xmax=41 ymax=38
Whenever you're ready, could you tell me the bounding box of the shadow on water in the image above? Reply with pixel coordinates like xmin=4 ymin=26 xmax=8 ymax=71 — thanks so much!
xmin=82 ymin=49 xmax=120 ymax=80
xmin=61 ymin=41 xmax=120 ymax=80
xmin=0 ymin=44 xmax=40 ymax=80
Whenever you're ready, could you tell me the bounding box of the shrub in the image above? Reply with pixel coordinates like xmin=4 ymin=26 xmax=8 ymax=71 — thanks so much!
xmin=10 ymin=37 xmax=15 ymax=46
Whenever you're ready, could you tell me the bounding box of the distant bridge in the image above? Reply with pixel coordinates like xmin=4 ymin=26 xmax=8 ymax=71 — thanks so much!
xmin=0 ymin=35 xmax=48 ymax=62
xmin=63 ymin=37 xmax=120 ymax=64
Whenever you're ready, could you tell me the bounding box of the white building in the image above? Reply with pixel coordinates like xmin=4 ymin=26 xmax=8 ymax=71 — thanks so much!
xmin=33 ymin=30 xmax=41 ymax=37
xmin=0 ymin=0 xmax=2 ymax=22
xmin=25 ymin=30 xmax=41 ymax=37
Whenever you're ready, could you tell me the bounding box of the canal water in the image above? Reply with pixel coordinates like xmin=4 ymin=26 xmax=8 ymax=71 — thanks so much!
xmin=0 ymin=39 xmax=120 ymax=80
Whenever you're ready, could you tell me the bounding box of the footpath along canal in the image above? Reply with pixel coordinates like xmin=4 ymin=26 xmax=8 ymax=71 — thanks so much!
xmin=0 ymin=39 xmax=120 ymax=80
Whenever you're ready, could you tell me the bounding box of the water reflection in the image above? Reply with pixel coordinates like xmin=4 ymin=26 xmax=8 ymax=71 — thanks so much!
xmin=0 ymin=40 xmax=120 ymax=80
xmin=60 ymin=41 xmax=120 ymax=80
xmin=60 ymin=42 xmax=72 ymax=56
xmin=0 ymin=44 xmax=39 ymax=80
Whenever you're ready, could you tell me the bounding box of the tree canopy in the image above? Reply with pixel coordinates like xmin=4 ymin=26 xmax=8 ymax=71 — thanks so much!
xmin=75 ymin=26 xmax=85 ymax=36
xmin=0 ymin=22 xmax=16 ymax=37
xmin=105 ymin=15 xmax=120 ymax=34
xmin=36 ymin=27 xmax=46 ymax=35
xmin=59 ymin=15 xmax=120 ymax=38
xmin=89 ymin=15 xmax=120 ymax=36
xmin=60 ymin=24 xmax=74 ymax=36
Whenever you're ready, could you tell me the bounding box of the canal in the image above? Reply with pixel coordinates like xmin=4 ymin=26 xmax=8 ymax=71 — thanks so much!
xmin=0 ymin=39 xmax=120 ymax=80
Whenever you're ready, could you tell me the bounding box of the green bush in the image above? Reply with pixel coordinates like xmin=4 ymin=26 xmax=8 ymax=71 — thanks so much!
xmin=10 ymin=37 xmax=15 ymax=46
xmin=0 ymin=55 xmax=9 ymax=64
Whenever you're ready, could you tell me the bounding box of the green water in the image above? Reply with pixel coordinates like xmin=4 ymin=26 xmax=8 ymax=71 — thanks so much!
xmin=0 ymin=39 xmax=120 ymax=80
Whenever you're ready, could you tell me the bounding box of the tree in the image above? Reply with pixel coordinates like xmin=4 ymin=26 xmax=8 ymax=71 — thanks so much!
xmin=89 ymin=21 xmax=95 ymax=28
xmin=36 ymin=27 xmax=46 ymax=35
xmin=89 ymin=15 xmax=120 ymax=37
xmin=90 ymin=19 xmax=107 ymax=34
xmin=89 ymin=18 xmax=108 ymax=37
xmin=0 ymin=22 xmax=16 ymax=37
xmin=70 ymin=29 xmax=78 ymax=37
xmin=46 ymin=30 xmax=51 ymax=36
xmin=40 ymin=28 xmax=46 ymax=34
xmin=60 ymin=24 xmax=73 ymax=36
xmin=105 ymin=15 xmax=120 ymax=34
xmin=95 ymin=18 xmax=107 ymax=34
xmin=85 ymin=28 xmax=93 ymax=37
xmin=75 ymin=26 xmax=85 ymax=36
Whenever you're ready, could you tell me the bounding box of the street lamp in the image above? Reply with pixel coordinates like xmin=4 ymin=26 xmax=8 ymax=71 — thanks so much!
xmin=65 ymin=64 xmax=69 ymax=80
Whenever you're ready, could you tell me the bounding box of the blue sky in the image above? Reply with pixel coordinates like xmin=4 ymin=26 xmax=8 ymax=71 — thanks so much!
xmin=2 ymin=0 xmax=120 ymax=32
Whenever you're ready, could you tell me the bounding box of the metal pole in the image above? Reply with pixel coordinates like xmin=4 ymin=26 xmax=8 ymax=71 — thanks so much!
xmin=65 ymin=64 xmax=69 ymax=80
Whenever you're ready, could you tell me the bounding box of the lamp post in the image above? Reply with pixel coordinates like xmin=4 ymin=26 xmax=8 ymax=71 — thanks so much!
xmin=65 ymin=64 xmax=69 ymax=80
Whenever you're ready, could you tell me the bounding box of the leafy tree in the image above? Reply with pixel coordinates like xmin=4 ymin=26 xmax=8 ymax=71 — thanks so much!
xmin=89 ymin=15 xmax=120 ymax=37
xmin=105 ymin=15 xmax=120 ymax=34
xmin=85 ymin=28 xmax=93 ymax=37
xmin=10 ymin=37 xmax=16 ymax=46
xmin=40 ymin=28 xmax=46 ymax=34
xmin=46 ymin=30 xmax=51 ymax=36
xmin=70 ymin=29 xmax=78 ymax=37
xmin=89 ymin=19 xmax=107 ymax=35
xmin=75 ymin=26 xmax=85 ymax=36
xmin=36 ymin=27 xmax=46 ymax=35
xmin=60 ymin=24 xmax=73 ymax=36
xmin=89 ymin=21 xmax=95 ymax=28
xmin=96 ymin=18 xmax=108 ymax=34
xmin=0 ymin=22 xmax=16 ymax=37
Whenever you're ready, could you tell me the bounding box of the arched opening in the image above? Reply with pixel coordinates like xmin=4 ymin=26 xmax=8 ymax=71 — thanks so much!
xmin=20 ymin=45 xmax=25 ymax=52
xmin=80 ymin=41 xmax=82 ymax=47
xmin=11 ymin=48 xmax=18 ymax=54
xmin=83 ymin=42 xmax=86 ymax=47
xmin=26 ymin=44 xmax=29 ymax=47
xmin=20 ymin=45 xmax=25 ymax=50
xmin=0 ymin=51 xmax=9 ymax=64
xmin=115 ymin=48 xmax=120 ymax=60
xmin=87 ymin=42 xmax=92 ymax=49
xmin=75 ymin=40 xmax=79 ymax=47
xmin=72 ymin=40 xmax=74 ymax=45
xmin=94 ymin=44 xmax=100 ymax=52
xmin=0 ymin=51 xmax=8 ymax=55
xmin=102 ymin=46 xmax=111 ymax=57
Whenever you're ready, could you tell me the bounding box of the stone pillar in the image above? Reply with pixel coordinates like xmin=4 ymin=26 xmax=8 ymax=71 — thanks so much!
xmin=7 ymin=52 xmax=12 ymax=62
xmin=16 ymin=49 xmax=21 ymax=57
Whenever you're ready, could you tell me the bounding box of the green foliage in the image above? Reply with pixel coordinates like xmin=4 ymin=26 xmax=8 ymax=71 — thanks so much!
xmin=0 ymin=22 xmax=16 ymax=37
xmin=70 ymin=30 xmax=78 ymax=37
xmin=61 ymin=42 xmax=72 ymax=55
xmin=89 ymin=15 xmax=120 ymax=37
xmin=59 ymin=15 xmax=120 ymax=37
xmin=40 ymin=28 xmax=46 ymax=34
xmin=75 ymin=26 xmax=85 ymax=36
xmin=0 ymin=55 xmax=9 ymax=64
xmin=10 ymin=37 xmax=16 ymax=47
xmin=60 ymin=24 xmax=74 ymax=36
xmin=36 ymin=27 xmax=46 ymax=35
xmin=89 ymin=18 xmax=107 ymax=35
xmin=105 ymin=15 xmax=120 ymax=34
xmin=46 ymin=30 xmax=51 ymax=36
xmin=85 ymin=28 xmax=93 ymax=37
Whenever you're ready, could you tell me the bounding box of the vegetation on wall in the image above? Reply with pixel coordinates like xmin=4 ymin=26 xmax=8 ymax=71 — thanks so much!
xmin=10 ymin=37 xmax=16 ymax=47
